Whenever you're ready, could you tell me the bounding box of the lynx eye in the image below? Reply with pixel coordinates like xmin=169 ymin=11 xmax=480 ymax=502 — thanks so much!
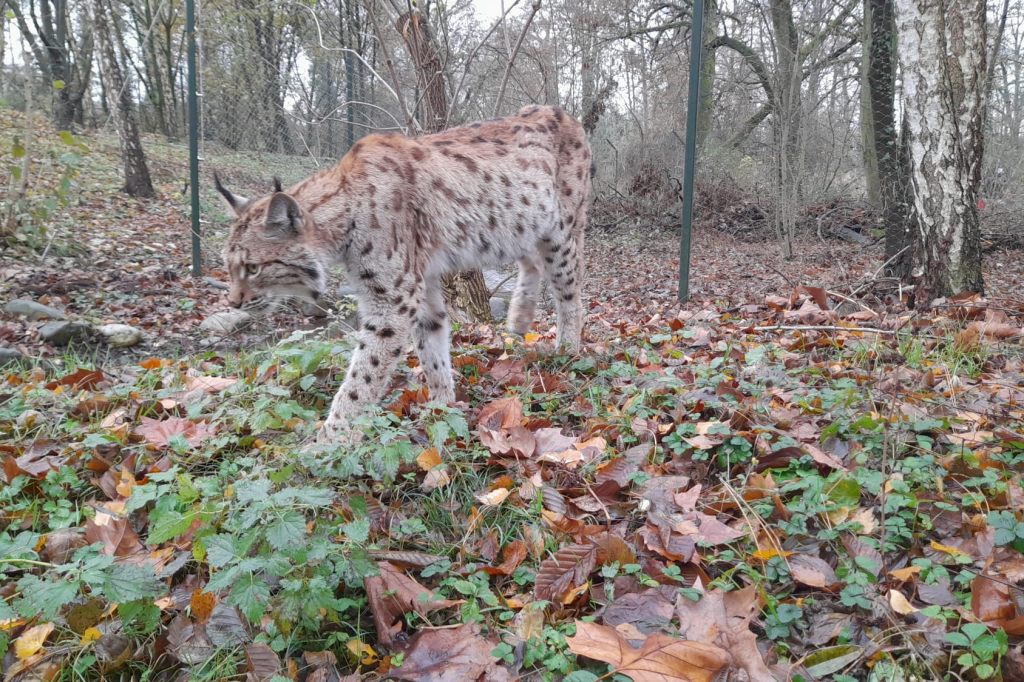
xmin=244 ymin=264 xmax=262 ymax=277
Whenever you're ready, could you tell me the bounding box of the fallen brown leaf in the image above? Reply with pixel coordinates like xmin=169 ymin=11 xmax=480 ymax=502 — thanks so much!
xmin=135 ymin=416 xmax=215 ymax=448
xmin=364 ymin=561 xmax=457 ymax=647
xmin=389 ymin=622 xmax=512 ymax=681
xmin=534 ymin=543 xmax=599 ymax=603
xmin=567 ymin=620 xmax=729 ymax=682
xmin=676 ymin=586 xmax=775 ymax=682
xmin=85 ymin=509 xmax=144 ymax=557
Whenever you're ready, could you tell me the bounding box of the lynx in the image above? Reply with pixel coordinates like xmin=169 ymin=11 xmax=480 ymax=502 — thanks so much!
xmin=215 ymin=105 xmax=592 ymax=440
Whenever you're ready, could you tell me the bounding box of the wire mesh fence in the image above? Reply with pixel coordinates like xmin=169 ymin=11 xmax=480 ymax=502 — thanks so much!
xmin=3 ymin=0 xmax=1022 ymax=283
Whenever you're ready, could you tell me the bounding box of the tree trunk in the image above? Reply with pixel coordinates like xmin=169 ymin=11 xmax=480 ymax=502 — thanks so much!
xmin=91 ymin=0 xmax=155 ymax=198
xmin=863 ymin=0 xmax=913 ymax=277
xmin=770 ymin=0 xmax=801 ymax=259
xmin=860 ymin=0 xmax=881 ymax=206
xmin=695 ymin=0 xmax=718 ymax=151
xmin=882 ymin=115 xmax=913 ymax=277
xmin=6 ymin=0 xmax=92 ymax=130
xmin=896 ymin=0 xmax=985 ymax=300
xmin=396 ymin=10 xmax=491 ymax=323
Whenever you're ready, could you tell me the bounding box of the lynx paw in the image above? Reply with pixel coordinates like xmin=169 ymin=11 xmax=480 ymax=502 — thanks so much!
xmin=316 ymin=417 xmax=364 ymax=448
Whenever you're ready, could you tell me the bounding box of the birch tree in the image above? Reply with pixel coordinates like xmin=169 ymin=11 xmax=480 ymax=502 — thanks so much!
xmin=896 ymin=0 xmax=985 ymax=300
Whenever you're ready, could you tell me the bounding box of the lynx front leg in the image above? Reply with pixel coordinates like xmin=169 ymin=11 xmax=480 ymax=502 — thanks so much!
xmin=320 ymin=306 xmax=412 ymax=442
xmin=414 ymin=281 xmax=455 ymax=403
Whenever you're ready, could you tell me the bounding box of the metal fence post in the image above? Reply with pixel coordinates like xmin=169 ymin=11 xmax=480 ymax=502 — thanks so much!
xmin=678 ymin=0 xmax=704 ymax=302
xmin=187 ymin=0 xmax=202 ymax=277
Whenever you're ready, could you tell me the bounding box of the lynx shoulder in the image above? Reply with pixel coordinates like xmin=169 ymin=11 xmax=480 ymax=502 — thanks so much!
xmin=215 ymin=105 xmax=592 ymax=439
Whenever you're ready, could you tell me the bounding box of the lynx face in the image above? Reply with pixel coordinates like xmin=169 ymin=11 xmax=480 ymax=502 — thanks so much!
xmin=215 ymin=105 xmax=592 ymax=443
xmin=216 ymin=176 xmax=328 ymax=310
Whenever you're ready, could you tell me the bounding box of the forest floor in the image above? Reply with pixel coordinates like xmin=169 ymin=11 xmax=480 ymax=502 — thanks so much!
xmin=3 ymin=109 xmax=1024 ymax=682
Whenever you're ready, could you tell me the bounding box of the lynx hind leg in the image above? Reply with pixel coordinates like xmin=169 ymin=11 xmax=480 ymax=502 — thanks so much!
xmin=414 ymin=280 xmax=455 ymax=404
xmin=542 ymin=209 xmax=585 ymax=352
xmin=507 ymin=254 xmax=544 ymax=336
xmin=321 ymin=291 xmax=417 ymax=440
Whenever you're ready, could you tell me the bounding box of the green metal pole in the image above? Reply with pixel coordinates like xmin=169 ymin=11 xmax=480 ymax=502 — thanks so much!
xmin=678 ymin=0 xmax=704 ymax=301
xmin=187 ymin=0 xmax=202 ymax=277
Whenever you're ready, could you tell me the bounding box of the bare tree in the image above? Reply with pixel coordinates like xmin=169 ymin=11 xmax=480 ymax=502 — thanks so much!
xmin=4 ymin=0 xmax=93 ymax=128
xmin=90 ymin=0 xmax=155 ymax=198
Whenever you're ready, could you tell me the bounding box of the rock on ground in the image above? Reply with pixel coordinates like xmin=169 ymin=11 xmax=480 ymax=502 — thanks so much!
xmin=39 ymin=321 xmax=92 ymax=346
xmin=97 ymin=323 xmax=143 ymax=348
xmin=0 ymin=347 xmax=27 ymax=366
xmin=490 ymin=297 xmax=508 ymax=321
xmin=199 ymin=310 xmax=253 ymax=335
xmin=5 ymin=299 xmax=67 ymax=320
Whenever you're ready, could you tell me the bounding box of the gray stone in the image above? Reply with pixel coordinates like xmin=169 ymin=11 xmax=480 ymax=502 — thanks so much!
xmin=490 ymin=296 xmax=508 ymax=321
xmin=484 ymin=269 xmax=516 ymax=296
xmin=199 ymin=310 xmax=253 ymax=334
xmin=39 ymin=321 xmax=91 ymax=346
xmin=5 ymin=298 xmax=66 ymax=320
xmin=0 ymin=347 xmax=26 ymax=366
xmin=97 ymin=323 xmax=143 ymax=348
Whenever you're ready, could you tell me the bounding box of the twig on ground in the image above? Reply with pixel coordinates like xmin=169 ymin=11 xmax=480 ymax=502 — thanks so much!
xmin=762 ymin=262 xmax=796 ymax=288
xmin=751 ymin=324 xmax=897 ymax=335
xmin=826 ymin=289 xmax=876 ymax=314
xmin=849 ymin=246 xmax=910 ymax=298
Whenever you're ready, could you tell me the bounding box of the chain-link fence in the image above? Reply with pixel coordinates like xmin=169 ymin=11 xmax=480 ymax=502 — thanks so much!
xmin=6 ymin=0 xmax=1019 ymax=282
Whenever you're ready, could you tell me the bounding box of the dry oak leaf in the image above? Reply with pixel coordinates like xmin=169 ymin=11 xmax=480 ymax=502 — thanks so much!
xmin=390 ymin=622 xmax=512 ymax=681
xmin=363 ymin=561 xmax=457 ymax=647
xmin=135 ymin=416 xmax=215 ymax=449
xmin=676 ymin=586 xmax=775 ymax=682
xmin=567 ymin=621 xmax=729 ymax=682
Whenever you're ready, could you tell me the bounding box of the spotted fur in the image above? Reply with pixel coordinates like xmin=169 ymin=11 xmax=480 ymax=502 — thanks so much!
xmin=216 ymin=105 xmax=592 ymax=440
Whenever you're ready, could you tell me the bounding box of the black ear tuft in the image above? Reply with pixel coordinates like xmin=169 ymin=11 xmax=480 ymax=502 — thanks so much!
xmin=273 ymin=176 xmax=283 ymax=193
xmin=214 ymin=172 xmax=249 ymax=216
xmin=265 ymin=192 xmax=302 ymax=237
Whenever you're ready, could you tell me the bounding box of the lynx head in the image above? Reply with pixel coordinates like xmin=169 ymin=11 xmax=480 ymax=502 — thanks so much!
xmin=215 ymin=174 xmax=327 ymax=311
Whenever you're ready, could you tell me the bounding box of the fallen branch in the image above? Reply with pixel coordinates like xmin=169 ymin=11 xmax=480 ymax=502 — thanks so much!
xmin=750 ymin=325 xmax=897 ymax=335
xmin=826 ymin=289 xmax=876 ymax=314
xmin=203 ymin=276 xmax=228 ymax=291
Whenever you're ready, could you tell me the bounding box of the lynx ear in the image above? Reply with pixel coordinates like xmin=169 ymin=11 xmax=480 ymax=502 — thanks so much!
xmin=273 ymin=176 xmax=283 ymax=193
xmin=214 ymin=172 xmax=249 ymax=216
xmin=265 ymin=192 xmax=302 ymax=238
